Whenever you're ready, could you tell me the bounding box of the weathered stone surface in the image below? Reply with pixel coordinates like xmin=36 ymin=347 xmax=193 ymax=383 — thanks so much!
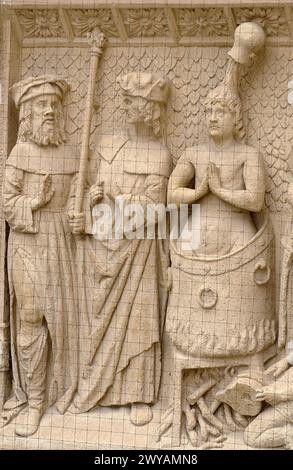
xmin=1 ymin=1 xmax=293 ymax=451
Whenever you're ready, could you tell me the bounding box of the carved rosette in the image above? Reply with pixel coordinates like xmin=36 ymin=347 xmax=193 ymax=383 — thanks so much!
xmin=176 ymin=8 xmax=229 ymax=37
xmin=121 ymin=8 xmax=169 ymax=37
xmin=69 ymin=9 xmax=118 ymax=38
xmin=234 ymin=7 xmax=288 ymax=36
xmin=16 ymin=9 xmax=64 ymax=38
xmin=14 ymin=7 xmax=293 ymax=44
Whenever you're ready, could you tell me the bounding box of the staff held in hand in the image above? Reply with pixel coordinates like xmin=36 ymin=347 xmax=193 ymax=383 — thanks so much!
xmin=71 ymin=28 xmax=106 ymax=234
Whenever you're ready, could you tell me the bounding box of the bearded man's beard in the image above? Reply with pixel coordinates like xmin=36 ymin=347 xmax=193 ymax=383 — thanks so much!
xmin=30 ymin=121 xmax=65 ymax=146
xmin=17 ymin=115 xmax=66 ymax=146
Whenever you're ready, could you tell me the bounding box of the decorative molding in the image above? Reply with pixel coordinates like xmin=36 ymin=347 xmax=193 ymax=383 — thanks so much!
xmin=120 ymin=8 xmax=169 ymax=37
xmin=68 ymin=9 xmax=118 ymax=38
xmin=223 ymin=7 xmax=237 ymax=36
xmin=16 ymin=9 xmax=64 ymax=38
xmin=284 ymin=6 xmax=293 ymax=39
xmin=10 ymin=6 xmax=293 ymax=46
xmin=233 ymin=7 xmax=289 ymax=36
xmin=110 ymin=7 xmax=128 ymax=43
xmin=10 ymin=10 xmax=23 ymax=44
xmin=58 ymin=8 xmax=74 ymax=41
xmin=164 ymin=7 xmax=180 ymax=44
xmin=175 ymin=8 xmax=229 ymax=37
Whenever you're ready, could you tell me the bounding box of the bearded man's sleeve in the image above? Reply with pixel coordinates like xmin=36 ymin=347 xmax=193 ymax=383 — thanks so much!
xmin=3 ymin=165 xmax=40 ymax=233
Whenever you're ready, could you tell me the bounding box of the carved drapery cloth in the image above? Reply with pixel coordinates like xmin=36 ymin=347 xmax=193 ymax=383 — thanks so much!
xmin=3 ymin=143 xmax=79 ymax=414
xmin=68 ymin=136 xmax=172 ymax=410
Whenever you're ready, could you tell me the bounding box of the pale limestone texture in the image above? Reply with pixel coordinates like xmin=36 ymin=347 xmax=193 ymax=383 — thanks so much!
xmin=3 ymin=76 xmax=79 ymax=437
xmin=67 ymin=71 xmax=171 ymax=427
xmin=0 ymin=1 xmax=293 ymax=450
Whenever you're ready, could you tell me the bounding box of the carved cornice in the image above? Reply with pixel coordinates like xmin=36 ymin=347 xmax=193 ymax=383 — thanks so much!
xmin=6 ymin=5 xmax=293 ymax=46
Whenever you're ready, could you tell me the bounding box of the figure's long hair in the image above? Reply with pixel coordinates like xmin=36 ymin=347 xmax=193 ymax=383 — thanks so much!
xmin=17 ymin=100 xmax=66 ymax=146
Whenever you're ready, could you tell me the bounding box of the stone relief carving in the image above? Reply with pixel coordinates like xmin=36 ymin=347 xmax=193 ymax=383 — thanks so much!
xmin=16 ymin=9 xmax=65 ymax=38
xmin=176 ymin=8 xmax=229 ymax=37
xmin=1 ymin=1 xmax=293 ymax=451
xmin=243 ymin=355 xmax=293 ymax=449
xmin=233 ymin=8 xmax=288 ymax=36
xmin=121 ymin=9 xmax=169 ymax=37
xmin=12 ymin=6 xmax=293 ymax=44
xmin=68 ymin=70 xmax=172 ymax=427
xmin=69 ymin=9 xmax=118 ymax=38
xmin=2 ymin=76 xmax=79 ymax=436
xmin=157 ymin=22 xmax=278 ymax=448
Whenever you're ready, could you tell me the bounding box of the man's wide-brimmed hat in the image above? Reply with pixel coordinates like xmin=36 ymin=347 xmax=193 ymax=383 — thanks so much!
xmin=10 ymin=75 xmax=70 ymax=108
xmin=117 ymin=72 xmax=170 ymax=104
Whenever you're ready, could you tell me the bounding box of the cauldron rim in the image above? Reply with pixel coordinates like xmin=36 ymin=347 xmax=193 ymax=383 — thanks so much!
xmin=170 ymin=214 xmax=273 ymax=264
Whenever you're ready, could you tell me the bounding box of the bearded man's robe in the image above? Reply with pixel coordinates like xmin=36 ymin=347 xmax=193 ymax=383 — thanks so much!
xmin=3 ymin=142 xmax=79 ymax=415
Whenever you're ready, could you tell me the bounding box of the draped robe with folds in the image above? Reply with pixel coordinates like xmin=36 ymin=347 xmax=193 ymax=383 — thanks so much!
xmin=3 ymin=142 xmax=79 ymax=414
xmin=70 ymin=134 xmax=172 ymax=412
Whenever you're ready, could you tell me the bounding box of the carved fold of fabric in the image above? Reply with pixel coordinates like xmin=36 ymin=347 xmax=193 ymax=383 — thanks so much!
xmin=3 ymin=167 xmax=39 ymax=234
xmin=18 ymin=321 xmax=48 ymax=410
xmin=6 ymin=188 xmax=78 ymax=415
xmin=73 ymin=236 xmax=164 ymax=411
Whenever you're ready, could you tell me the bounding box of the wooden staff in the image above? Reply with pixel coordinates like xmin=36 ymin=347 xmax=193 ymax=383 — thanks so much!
xmin=74 ymin=28 xmax=106 ymax=214
xmin=278 ymin=236 xmax=293 ymax=349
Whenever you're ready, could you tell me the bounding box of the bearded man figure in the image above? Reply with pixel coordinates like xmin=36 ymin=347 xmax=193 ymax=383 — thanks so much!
xmin=3 ymin=76 xmax=79 ymax=437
